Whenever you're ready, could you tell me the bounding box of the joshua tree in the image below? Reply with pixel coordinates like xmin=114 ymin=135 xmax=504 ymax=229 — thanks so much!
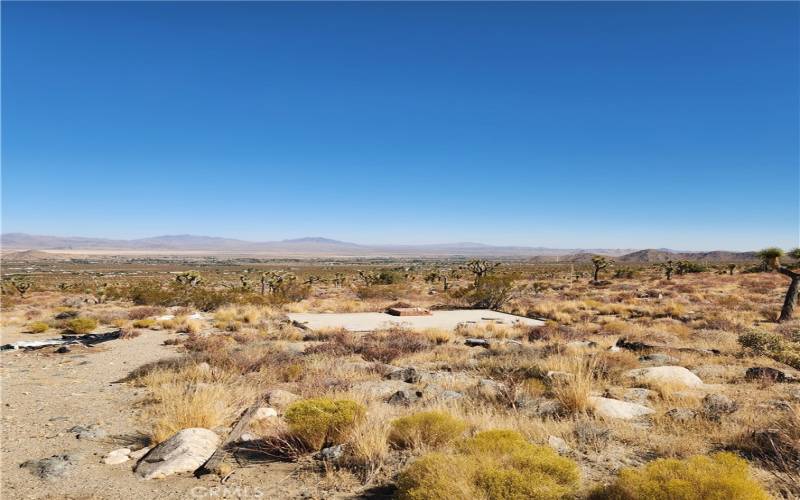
xmin=331 ymin=273 xmax=346 ymax=288
xmin=424 ymin=269 xmax=450 ymax=291
xmin=660 ymin=259 xmax=675 ymax=280
xmin=590 ymin=256 xmax=611 ymax=282
xmin=727 ymin=263 xmax=736 ymax=276
xmin=175 ymin=271 xmax=202 ymax=287
xmin=464 ymin=260 xmax=501 ymax=284
xmin=10 ymin=277 xmax=32 ymax=298
xmin=58 ymin=282 xmax=72 ymax=292
xmin=239 ymin=275 xmax=251 ymax=291
xmin=303 ymin=275 xmax=323 ymax=286
xmin=760 ymin=248 xmax=800 ymax=322
xmin=357 ymin=270 xmax=379 ymax=286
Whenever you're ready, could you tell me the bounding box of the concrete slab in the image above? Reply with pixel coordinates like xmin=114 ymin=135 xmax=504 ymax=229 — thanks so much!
xmin=287 ymin=309 xmax=544 ymax=332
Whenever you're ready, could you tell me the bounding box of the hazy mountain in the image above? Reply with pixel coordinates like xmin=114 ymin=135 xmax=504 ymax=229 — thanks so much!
xmin=0 ymin=233 xmax=754 ymax=260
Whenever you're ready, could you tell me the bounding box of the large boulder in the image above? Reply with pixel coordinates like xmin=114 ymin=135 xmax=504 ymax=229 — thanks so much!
xmin=135 ymin=428 xmax=219 ymax=480
xmin=702 ymin=394 xmax=738 ymax=420
xmin=624 ymin=366 xmax=704 ymax=388
xmin=589 ymin=396 xmax=654 ymax=420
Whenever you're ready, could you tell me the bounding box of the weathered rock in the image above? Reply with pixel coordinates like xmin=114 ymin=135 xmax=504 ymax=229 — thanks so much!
xmin=129 ymin=447 xmax=151 ymax=460
xmin=434 ymin=390 xmax=464 ymax=402
xmin=316 ymin=444 xmax=344 ymax=462
xmin=55 ymin=346 xmax=71 ymax=354
xmin=624 ymin=366 xmax=704 ymax=388
xmin=745 ymin=367 xmax=797 ymax=383
xmin=702 ymin=394 xmax=738 ymax=420
xmin=573 ymin=420 xmax=610 ymax=444
xmin=790 ymin=388 xmax=800 ymax=401
xmin=103 ymin=448 xmax=131 ymax=465
xmin=68 ymin=424 xmax=106 ymax=440
xmin=387 ymin=389 xmax=423 ymax=406
xmin=548 ymin=435 xmax=571 ymax=454
xmin=135 ymin=428 xmax=220 ymax=480
xmin=385 ymin=367 xmax=421 ymax=383
xmin=252 ymin=407 xmax=278 ymax=421
xmin=55 ymin=310 xmax=79 ymax=320
xmin=622 ymin=388 xmax=657 ymax=405
xmin=590 ymin=397 xmax=654 ymax=420
xmin=351 ymin=380 xmax=411 ymax=399
xmin=546 ymin=371 xmax=574 ymax=383
xmin=566 ymin=340 xmax=598 ymax=350
xmin=691 ymin=364 xmax=739 ymax=382
xmin=476 ymin=378 xmax=505 ymax=399
xmin=21 ymin=453 xmax=81 ymax=480
xmin=465 ymin=338 xmax=490 ymax=348
xmin=520 ymin=398 xmax=564 ymax=418
xmin=757 ymin=399 xmax=793 ymax=411
xmin=267 ymin=389 xmax=301 ymax=410
xmin=639 ymin=353 xmax=678 ymax=365
xmin=665 ymin=408 xmax=697 ymax=422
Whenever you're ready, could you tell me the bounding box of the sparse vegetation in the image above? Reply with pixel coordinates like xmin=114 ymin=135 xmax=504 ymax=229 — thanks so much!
xmin=284 ymin=398 xmax=366 ymax=450
xmin=64 ymin=317 xmax=98 ymax=334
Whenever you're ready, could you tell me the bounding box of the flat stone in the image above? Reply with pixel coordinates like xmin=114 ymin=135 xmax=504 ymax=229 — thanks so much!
xmin=624 ymin=366 xmax=704 ymax=388
xmin=547 ymin=435 xmax=571 ymax=454
xmin=129 ymin=447 xmax=151 ymax=460
xmin=351 ymin=380 xmax=411 ymax=399
xmin=135 ymin=428 xmax=220 ymax=480
xmin=665 ymin=408 xmax=697 ymax=422
xmin=387 ymin=389 xmax=423 ymax=406
xmin=267 ymin=389 xmax=301 ymax=410
xmin=385 ymin=367 xmax=421 ymax=383
xmin=639 ymin=353 xmax=678 ymax=365
xmin=590 ymin=397 xmax=654 ymax=420
xmin=745 ymin=367 xmax=797 ymax=383
xmin=21 ymin=453 xmax=81 ymax=480
xmin=103 ymin=448 xmax=131 ymax=465
xmin=622 ymin=388 xmax=657 ymax=405
xmin=252 ymin=407 xmax=278 ymax=421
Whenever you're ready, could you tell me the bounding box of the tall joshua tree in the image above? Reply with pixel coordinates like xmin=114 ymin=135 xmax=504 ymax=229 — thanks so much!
xmin=464 ymin=260 xmax=500 ymax=284
xmin=759 ymin=247 xmax=800 ymax=322
xmin=590 ymin=256 xmax=610 ymax=282
xmin=660 ymin=259 xmax=675 ymax=280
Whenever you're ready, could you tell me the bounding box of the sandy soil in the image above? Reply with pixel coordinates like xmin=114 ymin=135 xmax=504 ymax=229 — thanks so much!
xmin=0 ymin=330 xmax=318 ymax=499
xmin=288 ymin=309 xmax=544 ymax=332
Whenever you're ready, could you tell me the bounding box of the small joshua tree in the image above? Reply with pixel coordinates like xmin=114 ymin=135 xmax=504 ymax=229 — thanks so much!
xmin=357 ymin=270 xmax=379 ymax=287
xmin=10 ymin=277 xmax=32 ymax=298
xmin=759 ymin=247 xmax=800 ymax=322
xmin=331 ymin=273 xmax=346 ymax=288
xmin=239 ymin=275 xmax=251 ymax=291
xmin=464 ymin=260 xmax=501 ymax=284
xmin=590 ymin=256 xmax=610 ymax=282
xmin=303 ymin=275 xmax=323 ymax=286
xmin=660 ymin=259 xmax=675 ymax=280
xmin=175 ymin=270 xmax=202 ymax=287
xmin=727 ymin=263 xmax=736 ymax=276
xmin=424 ymin=269 xmax=450 ymax=291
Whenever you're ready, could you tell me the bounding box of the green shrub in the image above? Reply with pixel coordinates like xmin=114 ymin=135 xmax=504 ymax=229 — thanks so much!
xmin=26 ymin=321 xmax=49 ymax=333
xmin=591 ymin=452 xmax=769 ymax=500
xmin=397 ymin=430 xmax=579 ymax=500
xmin=451 ymin=275 xmax=516 ymax=309
xmin=739 ymin=329 xmax=800 ymax=370
xmin=284 ymin=398 xmax=365 ymax=450
xmin=389 ymin=411 xmax=467 ymax=449
xmin=65 ymin=317 xmax=97 ymax=334
xmin=132 ymin=318 xmax=156 ymax=329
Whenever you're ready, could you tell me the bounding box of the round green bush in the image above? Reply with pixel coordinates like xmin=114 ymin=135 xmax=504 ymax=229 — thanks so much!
xmin=389 ymin=411 xmax=467 ymax=449
xmin=397 ymin=429 xmax=579 ymax=500
xmin=65 ymin=317 xmax=98 ymax=334
xmin=26 ymin=321 xmax=49 ymax=334
xmin=284 ymin=397 xmax=365 ymax=450
xmin=592 ymin=452 xmax=769 ymax=500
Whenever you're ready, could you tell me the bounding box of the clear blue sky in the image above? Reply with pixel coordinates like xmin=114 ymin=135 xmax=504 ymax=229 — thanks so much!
xmin=2 ymin=2 xmax=798 ymax=251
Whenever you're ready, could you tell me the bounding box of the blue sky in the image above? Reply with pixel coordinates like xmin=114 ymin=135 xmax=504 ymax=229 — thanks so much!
xmin=2 ymin=2 xmax=798 ymax=250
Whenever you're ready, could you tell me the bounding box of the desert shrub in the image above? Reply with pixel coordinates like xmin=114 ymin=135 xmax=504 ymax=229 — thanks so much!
xmin=451 ymin=275 xmax=515 ymax=309
xmin=128 ymin=306 xmax=165 ymax=320
xmin=65 ymin=317 xmax=97 ymax=334
xmin=738 ymin=329 xmax=800 ymax=370
xmin=389 ymin=411 xmax=467 ymax=449
xmin=397 ymin=430 xmax=579 ymax=500
xmin=613 ymin=268 xmax=638 ymax=279
xmin=305 ymin=328 xmax=431 ymax=364
xmin=591 ymin=452 xmax=768 ymax=500
xmin=25 ymin=321 xmax=49 ymax=333
xmin=527 ymin=321 xmax=582 ymax=342
xmin=133 ymin=318 xmax=157 ymax=329
xmin=355 ymin=284 xmax=403 ymax=300
xmin=284 ymin=398 xmax=366 ymax=450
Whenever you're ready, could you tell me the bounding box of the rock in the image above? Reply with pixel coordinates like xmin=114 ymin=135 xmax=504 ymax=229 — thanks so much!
xmin=237 ymin=432 xmax=258 ymax=443
xmin=103 ymin=448 xmax=131 ymax=465
xmin=622 ymin=388 xmax=657 ymax=405
xmin=316 ymin=444 xmax=344 ymax=462
xmin=566 ymin=340 xmax=598 ymax=349
xmin=691 ymin=364 xmax=738 ymax=382
xmin=135 ymin=428 xmax=220 ymax=480
xmin=573 ymin=420 xmax=610 ymax=444
xmin=387 ymin=389 xmax=423 ymax=406
xmin=702 ymin=394 xmax=738 ymax=420
xmin=55 ymin=311 xmax=79 ymax=320
xmin=434 ymin=390 xmax=464 ymax=402
xmin=55 ymin=346 xmax=71 ymax=354
xmin=608 ymin=345 xmax=622 ymax=352
xmin=548 ymin=435 xmax=571 ymax=454
xmin=129 ymin=447 xmax=151 ymax=460
xmin=639 ymin=353 xmax=678 ymax=365
xmin=624 ymin=366 xmax=704 ymax=388
xmin=385 ymin=367 xmax=421 ymax=383
xmin=665 ymin=408 xmax=697 ymax=422
xmin=745 ymin=367 xmax=797 ymax=383
xmin=519 ymin=398 xmax=564 ymax=418
xmin=758 ymin=399 xmax=793 ymax=411
xmin=252 ymin=407 xmax=278 ymax=421
xmin=590 ymin=397 xmax=654 ymax=420
xmin=476 ymin=379 xmax=505 ymax=399
xmin=21 ymin=453 xmax=81 ymax=480
xmin=546 ymin=371 xmax=574 ymax=383
xmin=68 ymin=424 xmax=106 ymax=440
xmin=790 ymin=388 xmax=800 ymax=401
xmin=267 ymin=389 xmax=301 ymax=410
xmin=465 ymin=338 xmax=491 ymax=348
xmin=352 ymin=380 xmax=412 ymax=399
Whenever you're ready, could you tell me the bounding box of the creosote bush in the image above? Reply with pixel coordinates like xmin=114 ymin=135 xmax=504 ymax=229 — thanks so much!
xmin=132 ymin=318 xmax=157 ymax=329
xmin=389 ymin=411 xmax=467 ymax=450
xmin=284 ymin=398 xmax=366 ymax=450
xmin=25 ymin=321 xmax=49 ymax=333
xmin=738 ymin=329 xmax=800 ymax=370
xmin=590 ymin=452 xmax=769 ymax=500
xmin=397 ymin=430 xmax=579 ymax=500
xmin=65 ymin=317 xmax=97 ymax=334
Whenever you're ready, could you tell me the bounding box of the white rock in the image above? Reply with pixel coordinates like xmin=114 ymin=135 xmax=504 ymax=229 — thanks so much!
xmin=547 ymin=435 xmax=570 ymax=454
xmin=156 ymin=315 xmax=175 ymax=321
xmin=103 ymin=448 xmax=131 ymax=465
xmin=252 ymin=407 xmax=278 ymax=420
xmin=590 ymin=396 xmax=655 ymax=420
xmin=135 ymin=428 xmax=219 ymax=480
xmin=267 ymin=389 xmax=301 ymax=410
xmin=129 ymin=447 xmax=151 ymax=460
xmin=624 ymin=366 xmax=704 ymax=388
xmin=351 ymin=380 xmax=412 ymax=399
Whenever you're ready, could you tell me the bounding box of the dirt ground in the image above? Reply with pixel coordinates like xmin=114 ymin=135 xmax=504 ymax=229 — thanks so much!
xmin=0 ymin=329 xmax=317 ymax=500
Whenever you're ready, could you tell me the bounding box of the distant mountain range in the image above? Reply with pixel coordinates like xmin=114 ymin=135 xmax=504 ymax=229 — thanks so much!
xmin=0 ymin=233 xmax=757 ymax=261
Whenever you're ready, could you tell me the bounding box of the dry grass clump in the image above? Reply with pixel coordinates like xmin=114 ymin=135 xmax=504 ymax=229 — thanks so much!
xmin=305 ymin=328 xmax=431 ymax=364
xmin=389 ymin=411 xmax=467 ymax=450
xmin=397 ymin=430 xmax=579 ymax=500
xmin=547 ymin=356 xmax=600 ymax=415
xmin=590 ymin=452 xmax=769 ymax=500
xmin=132 ymin=318 xmax=157 ymax=329
xmin=284 ymin=398 xmax=366 ymax=450
xmin=64 ymin=317 xmax=97 ymax=334
xmin=127 ymin=306 xmax=165 ymax=320
xmin=25 ymin=321 xmax=49 ymax=333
